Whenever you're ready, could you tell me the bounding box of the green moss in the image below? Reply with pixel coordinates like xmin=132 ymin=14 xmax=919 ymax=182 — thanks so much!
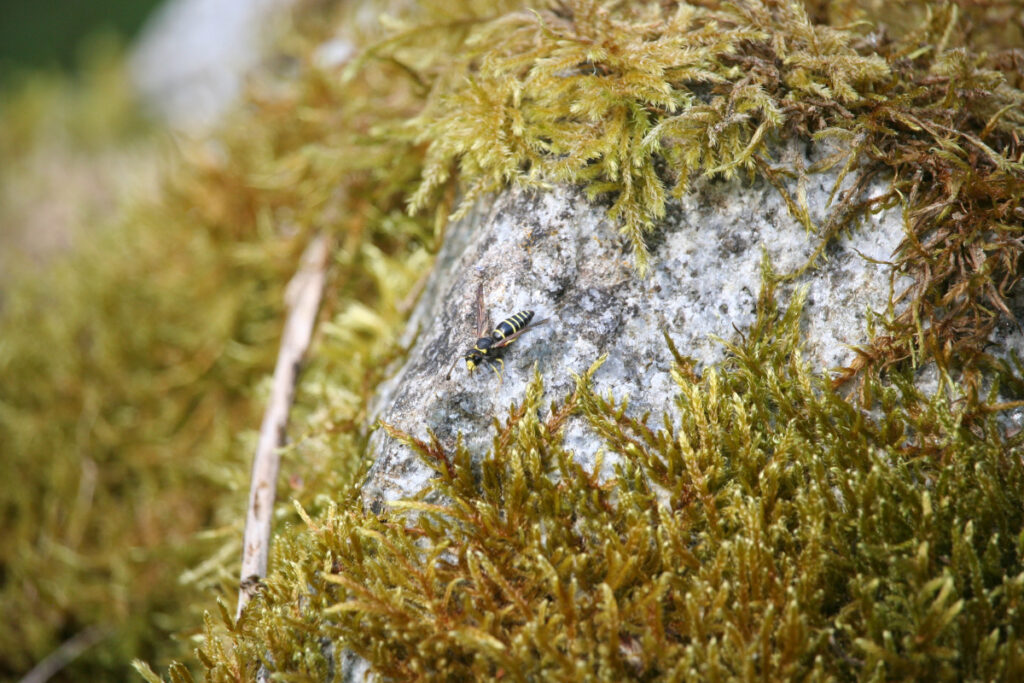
xmin=4 ymin=1 xmax=1023 ymax=681
xmin=0 ymin=10 xmax=430 ymax=678
xmin=189 ymin=278 xmax=1024 ymax=681
xmin=384 ymin=0 xmax=1024 ymax=381
xmin=0 ymin=38 xmax=153 ymax=285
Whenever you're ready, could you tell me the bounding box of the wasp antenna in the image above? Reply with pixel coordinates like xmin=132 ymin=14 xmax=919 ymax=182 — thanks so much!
xmin=444 ymin=355 xmax=460 ymax=380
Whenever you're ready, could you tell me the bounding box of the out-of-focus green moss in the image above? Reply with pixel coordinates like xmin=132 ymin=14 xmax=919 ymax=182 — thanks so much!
xmin=0 ymin=4 xmax=430 ymax=678
xmin=0 ymin=37 xmax=155 ymax=285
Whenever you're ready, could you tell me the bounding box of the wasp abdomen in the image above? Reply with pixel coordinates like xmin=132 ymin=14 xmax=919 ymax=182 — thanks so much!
xmin=492 ymin=311 xmax=534 ymax=341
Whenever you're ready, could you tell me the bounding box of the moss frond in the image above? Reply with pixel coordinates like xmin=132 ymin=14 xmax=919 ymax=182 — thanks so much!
xmin=367 ymin=0 xmax=1024 ymax=378
xmin=202 ymin=281 xmax=1024 ymax=680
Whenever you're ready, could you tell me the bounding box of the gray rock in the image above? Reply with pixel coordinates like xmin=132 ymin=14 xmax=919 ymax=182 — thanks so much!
xmin=363 ymin=144 xmax=911 ymax=508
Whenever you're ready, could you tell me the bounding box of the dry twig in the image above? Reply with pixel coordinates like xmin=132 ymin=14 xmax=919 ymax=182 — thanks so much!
xmin=237 ymin=233 xmax=331 ymax=619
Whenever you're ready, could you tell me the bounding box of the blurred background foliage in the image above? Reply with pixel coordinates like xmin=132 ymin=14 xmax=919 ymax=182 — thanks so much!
xmin=0 ymin=0 xmax=431 ymax=678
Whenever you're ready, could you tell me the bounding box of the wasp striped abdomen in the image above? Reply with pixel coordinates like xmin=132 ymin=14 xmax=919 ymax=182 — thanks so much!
xmin=492 ymin=311 xmax=534 ymax=342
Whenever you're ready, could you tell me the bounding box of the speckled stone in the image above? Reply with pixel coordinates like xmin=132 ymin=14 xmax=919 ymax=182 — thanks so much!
xmin=362 ymin=143 xmax=911 ymax=508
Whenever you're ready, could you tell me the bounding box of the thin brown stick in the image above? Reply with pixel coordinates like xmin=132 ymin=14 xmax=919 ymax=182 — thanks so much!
xmin=237 ymin=233 xmax=331 ymax=619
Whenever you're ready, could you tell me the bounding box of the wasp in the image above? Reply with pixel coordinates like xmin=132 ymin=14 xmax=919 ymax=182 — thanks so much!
xmin=446 ymin=280 xmax=547 ymax=383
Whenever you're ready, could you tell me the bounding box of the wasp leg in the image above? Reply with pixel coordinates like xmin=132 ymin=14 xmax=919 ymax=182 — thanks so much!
xmin=486 ymin=357 xmax=505 ymax=384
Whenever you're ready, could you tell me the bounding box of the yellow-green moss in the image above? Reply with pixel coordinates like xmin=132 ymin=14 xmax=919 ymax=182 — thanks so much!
xmin=3 ymin=0 xmax=1023 ymax=681
xmin=180 ymin=278 xmax=1024 ymax=681
xmin=0 ymin=37 xmax=154 ymax=284
xmin=0 ymin=8 xmax=430 ymax=677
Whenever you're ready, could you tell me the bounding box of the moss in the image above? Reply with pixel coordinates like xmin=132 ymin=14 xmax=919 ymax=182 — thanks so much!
xmin=187 ymin=278 xmax=1024 ymax=681
xmin=0 ymin=37 xmax=153 ymax=283
xmin=3 ymin=0 xmax=1023 ymax=681
xmin=0 ymin=8 xmax=430 ymax=678
xmin=384 ymin=0 xmax=1024 ymax=382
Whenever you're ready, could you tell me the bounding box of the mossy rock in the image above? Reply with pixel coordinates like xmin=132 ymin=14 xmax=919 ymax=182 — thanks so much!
xmin=2 ymin=1 xmax=1023 ymax=681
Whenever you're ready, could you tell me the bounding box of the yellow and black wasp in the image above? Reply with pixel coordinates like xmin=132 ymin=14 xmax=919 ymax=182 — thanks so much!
xmin=447 ymin=280 xmax=547 ymax=383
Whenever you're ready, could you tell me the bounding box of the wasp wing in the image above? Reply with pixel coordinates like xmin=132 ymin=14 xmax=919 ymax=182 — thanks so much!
xmin=475 ymin=278 xmax=489 ymax=337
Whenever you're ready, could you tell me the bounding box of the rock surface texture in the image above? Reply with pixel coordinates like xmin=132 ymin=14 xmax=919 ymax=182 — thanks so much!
xmin=362 ymin=145 xmax=911 ymax=507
